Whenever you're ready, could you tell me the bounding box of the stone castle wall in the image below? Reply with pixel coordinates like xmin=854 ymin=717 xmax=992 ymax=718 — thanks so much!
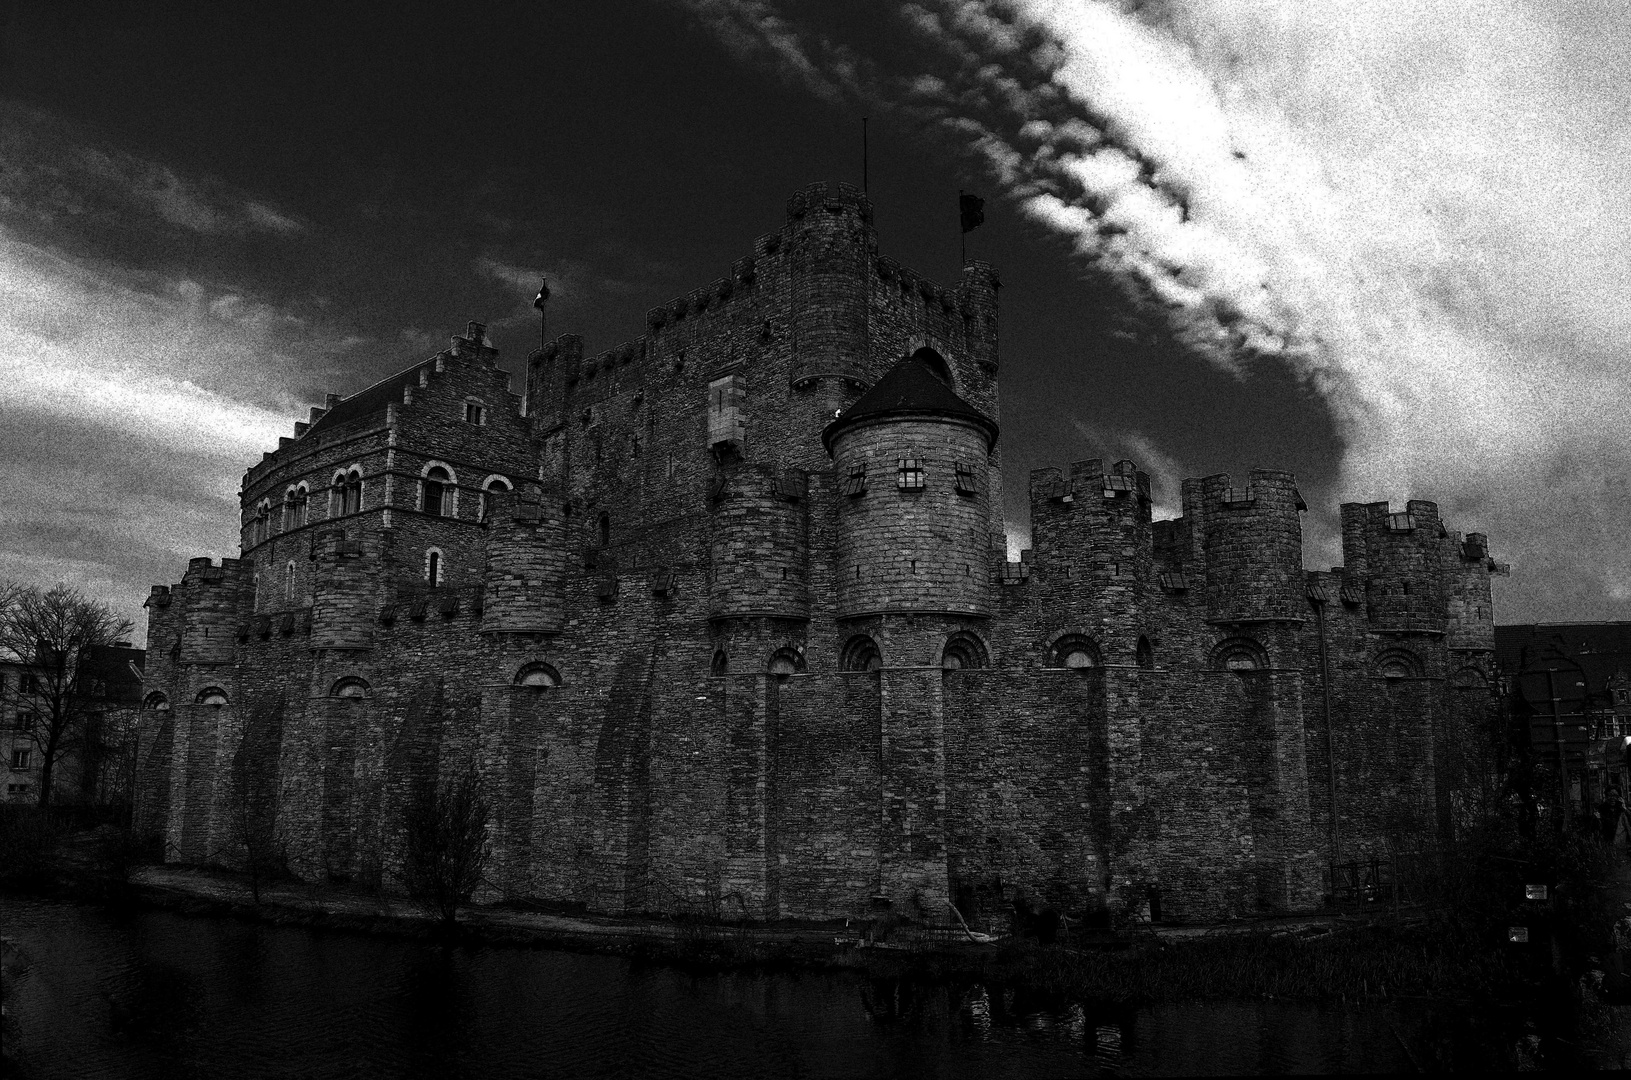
xmin=134 ymin=183 xmax=1504 ymax=924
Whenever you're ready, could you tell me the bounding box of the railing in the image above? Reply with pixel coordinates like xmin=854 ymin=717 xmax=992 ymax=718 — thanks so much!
xmin=1327 ymin=850 xmax=1435 ymax=910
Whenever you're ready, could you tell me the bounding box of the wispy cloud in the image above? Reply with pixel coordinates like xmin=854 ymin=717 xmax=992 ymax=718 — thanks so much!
xmin=677 ymin=0 xmax=1631 ymax=618
xmin=0 ymin=102 xmax=306 ymax=236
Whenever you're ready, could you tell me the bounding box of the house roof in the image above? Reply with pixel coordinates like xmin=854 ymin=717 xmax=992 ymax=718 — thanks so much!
xmin=821 ymin=354 xmax=997 ymax=453
xmin=304 ymin=366 xmax=423 ymax=438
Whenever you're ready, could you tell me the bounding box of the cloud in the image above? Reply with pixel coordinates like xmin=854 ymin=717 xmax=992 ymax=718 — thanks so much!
xmin=0 ymin=229 xmax=342 ymax=631
xmin=677 ymin=0 xmax=1631 ymax=620
xmin=0 ymin=102 xmax=305 ymax=236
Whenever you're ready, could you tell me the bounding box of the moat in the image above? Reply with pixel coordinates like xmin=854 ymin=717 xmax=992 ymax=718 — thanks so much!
xmin=2 ymin=896 xmax=1418 ymax=1078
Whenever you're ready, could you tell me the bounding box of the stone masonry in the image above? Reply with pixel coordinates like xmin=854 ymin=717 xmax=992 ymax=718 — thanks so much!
xmin=135 ymin=182 xmax=1506 ymax=924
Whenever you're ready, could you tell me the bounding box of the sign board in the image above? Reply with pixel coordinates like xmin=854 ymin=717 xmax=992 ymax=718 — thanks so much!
xmin=1508 ymin=926 xmax=1530 ymax=944
xmin=1525 ymin=884 xmax=1548 ymax=901
xmin=1518 ymin=658 xmax=1589 ymax=713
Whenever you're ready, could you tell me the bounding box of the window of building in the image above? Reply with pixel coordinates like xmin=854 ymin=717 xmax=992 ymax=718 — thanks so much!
xmin=1050 ymin=635 xmax=1100 ymax=669
xmin=143 ymin=692 xmax=170 ymax=712
xmin=1136 ymin=636 xmax=1154 ymax=670
xmin=941 ymin=632 xmax=988 ymax=670
xmin=710 ymin=650 xmax=728 ymax=676
xmin=840 ymin=635 xmax=883 ymax=672
xmin=196 ymin=687 xmax=229 ymax=706
xmin=1212 ymin=638 xmax=1268 ymax=672
xmin=282 ymin=487 xmax=298 ymax=532
xmin=426 ymin=549 xmax=443 ymax=586
xmin=767 ymin=648 xmax=805 ymax=681
xmin=1373 ymin=649 xmax=1423 ymax=680
xmin=345 ymin=469 xmax=363 ymax=515
xmin=515 ymin=663 xmax=561 ymax=689
xmin=842 ymin=463 xmax=867 ymax=497
xmin=422 ymin=466 xmax=452 ymax=517
xmin=10 ymin=748 xmax=30 ymax=771
xmin=331 ymin=677 xmax=370 ymax=699
xmin=14 ymin=713 xmax=34 ymax=732
xmin=293 ymin=484 xmax=309 ymax=527
xmin=464 ymin=400 xmax=486 ymax=425
xmin=910 ymin=347 xmax=954 ymax=388
xmin=897 ymin=458 xmax=925 ymax=490
xmin=954 ymin=462 xmax=978 ymax=495
xmin=285 ymin=561 xmax=296 ymax=602
xmin=20 ymin=673 xmax=38 ymax=693
xmin=597 ymin=511 xmax=610 ymax=548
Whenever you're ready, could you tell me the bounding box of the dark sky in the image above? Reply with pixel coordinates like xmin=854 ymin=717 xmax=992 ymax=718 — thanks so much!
xmin=3 ymin=0 xmax=1624 ymax=628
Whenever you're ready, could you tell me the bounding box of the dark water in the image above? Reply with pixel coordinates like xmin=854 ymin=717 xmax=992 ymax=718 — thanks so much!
xmin=1 ymin=897 xmax=1412 ymax=1078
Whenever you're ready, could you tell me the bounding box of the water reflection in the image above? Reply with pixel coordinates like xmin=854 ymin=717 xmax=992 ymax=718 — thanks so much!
xmin=2 ymin=897 xmax=1412 ymax=1078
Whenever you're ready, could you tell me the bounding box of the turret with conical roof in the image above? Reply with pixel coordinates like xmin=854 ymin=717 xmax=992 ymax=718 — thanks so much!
xmin=825 ymin=349 xmax=997 ymax=625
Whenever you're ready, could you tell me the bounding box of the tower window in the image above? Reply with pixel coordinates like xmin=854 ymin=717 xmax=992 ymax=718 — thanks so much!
xmin=196 ymin=687 xmax=229 ymax=707
xmin=596 ymin=511 xmax=610 ymax=547
xmin=463 ymin=400 xmax=486 ymax=425
xmin=841 ymin=635 xmax=883 ymax=672
xmin=941 ymin=632 xmax=988 ymax=670
xmin=344 ymin=469 xmax=363 ymax=515
xmin=711 ymin=650 xmax=728 ymax=676
xmin=426 ymin=549 xmax=443 ymax=585
xmin=767 ymin=648 xmax=805 ymax=681
xmin=284 ymin=561 xmax=296 ymax=601
xmin=422 ymin=466 xmax=453 ymax=517
xmin=1051 ymin=634 xmax=1101 ymax=669
xmin=842 ymin=463 xmax=867 ymax=497
xmin=897 ymin=458 xmax=925 ymax=490
xmin=1136 ymin=636 xmax=1154 ymax=670
xmin=954 ymin=462 xmax=978 ymax=495
xmin=331 ymin=677 xmax=370 ymax=699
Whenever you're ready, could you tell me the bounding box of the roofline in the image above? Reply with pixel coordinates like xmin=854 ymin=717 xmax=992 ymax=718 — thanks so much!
xmin=822 ymin=407 xmax=999 ymax=456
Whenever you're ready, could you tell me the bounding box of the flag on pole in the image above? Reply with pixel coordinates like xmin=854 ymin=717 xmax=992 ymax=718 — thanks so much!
xmin=533 ymin=279 xmax=551 ymax=309
xmin=959 ymin=192 xmax=985 ymax=233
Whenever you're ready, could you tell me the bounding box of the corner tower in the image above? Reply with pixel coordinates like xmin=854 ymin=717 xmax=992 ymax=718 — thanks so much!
xmin=824 ymin=351 xmax=998 ymax=657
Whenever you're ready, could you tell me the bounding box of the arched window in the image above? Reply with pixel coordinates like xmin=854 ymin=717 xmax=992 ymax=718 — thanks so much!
xmin=1212 ymin=637 xmax=1268 ymax=672
xmin=330 ymin=471 xmax=347 ymax=517
xmin=710 ymin=650 xmax=728 ymax=676
xmin=425 ymin=548 xmax=443 ymax=586
xmin=767 ymin=648 xmax=805 ymax=681
xmin=910 ymin=346 xmax=954 ymax=389
xmin=256 ymin=500 xmax=271 ymax=545
xmin=331 ymin=677 xmax=370 ymax=698
xmin=344 ymin=468 xmax=363 ymax=515
xmin=1136 ymin=636 xmax=1154 ymax=670
xmin=941 ymin=632 xmax=988 ymax=670
xmin=422 ymin=465 xmax=453 ymax=517
xmin=515 ymin=662 xmax=561 ymax=688
xmin=195 ymin=687 xmax=229 ymax=706
xmin=1451 ymin=666 xmax=1489 ymax=690
xmin=284 ymin=561 xmax=296 ymax=602
xmin=281 ymin=487 xmax=298 ymax=532
xmin=597 ymin=511 xmax=610 ymax=548
xmin=143 ymin=691 xmax=170 ymax=712
xmin=840 ymin=635 xmax=883 ymax=672
xmin=294 ymin=484 xmax=309 ymax=527
xmin=479 ymin=476 xmax=512 ymax=523
xmin=1373 ymin=649 xmax=1423 ymax=680
xmin=1050 ymin=634 xmax=1101 ymax=669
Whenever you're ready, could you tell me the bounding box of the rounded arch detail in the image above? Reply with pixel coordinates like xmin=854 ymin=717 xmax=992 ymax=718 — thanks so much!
xmin=1372 ymin=648 xmax=1424 ymax=680
xmin=1211 ymin=637 xmax=1269 ymax=672
xmin=1045 ymin=629 xmax=1102 ymax=669
xmin=195 ymin=686 xmax=230 ymax=706
xmin=940 ymin=630 xmax=989 ymax=670
xmin=514 ymin=662 xmax=561 ymax=688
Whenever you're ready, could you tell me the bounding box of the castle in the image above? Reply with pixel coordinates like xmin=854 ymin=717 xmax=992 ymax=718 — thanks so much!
xmin=135 ymin=182 xmax=1504 ymax=923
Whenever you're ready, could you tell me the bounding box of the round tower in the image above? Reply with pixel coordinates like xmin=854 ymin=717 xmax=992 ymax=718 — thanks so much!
xmin=178 ymin=557 xmax=244 ymax=665
xmin=482 ymin=484 xmax=568 ymax=634
xmin=310 ymin=530 xmax=375 ymax=651
xmin=1339 ymin=500 xmax=1448 ymax=634
xmin=824 ymin=354 xmax=997 ymax=622
xmin=787 ymin=181 xmax=874 ymax=391
xmin=1195 ymin=470 xmax=1305 ymax=624
xmin=708 ymin=464 xmax=810 ymax=621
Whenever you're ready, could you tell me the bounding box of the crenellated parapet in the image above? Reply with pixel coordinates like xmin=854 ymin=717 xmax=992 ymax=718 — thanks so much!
xmin=1181 ymin=471 xmax=1306 ymax=624
xmin=1340 ymin=500 xmax=1450 ymax=635
xmin=175 ymin=557 xmax=250 ymax=665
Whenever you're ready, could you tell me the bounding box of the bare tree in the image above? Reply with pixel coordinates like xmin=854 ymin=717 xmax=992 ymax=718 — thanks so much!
xmin=0 ymin=581 xmax=134 ymax=808
xmin=401 ymin=765 xmax=491 ymax=928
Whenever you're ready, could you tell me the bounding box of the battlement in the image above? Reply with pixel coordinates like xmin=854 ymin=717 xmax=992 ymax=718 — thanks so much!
xmin=182 ymin=557 xmax=247 ymax=585
xmin=785 ymin=180 xmax=873 ymax=223
xmin=1028 ymin=459 xmax=1151 ymax=510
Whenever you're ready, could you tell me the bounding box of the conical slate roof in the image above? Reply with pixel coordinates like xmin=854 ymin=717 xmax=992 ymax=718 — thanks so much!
xmin=821 ymin=354 xmax=998 ymax=453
